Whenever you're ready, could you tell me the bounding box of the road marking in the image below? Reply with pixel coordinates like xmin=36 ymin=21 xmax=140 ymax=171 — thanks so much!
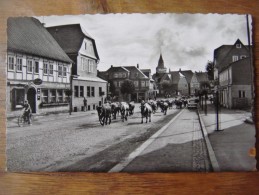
xmin=108 ymin=109 xmax=185 ymax=172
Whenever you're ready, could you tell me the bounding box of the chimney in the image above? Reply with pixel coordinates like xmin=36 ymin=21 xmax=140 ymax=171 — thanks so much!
xmin=137 ymin=64 xmax=139 ymax=69
xmin=179 ymin=68 xmax=181 ymax=72
xmin=111 ymin=65 xmax=113 ymax=68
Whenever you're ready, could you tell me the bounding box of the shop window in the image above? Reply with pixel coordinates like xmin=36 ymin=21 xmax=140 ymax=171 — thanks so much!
xmin=17 ymin=58 xmax=22 ymax=71
xmin=64 ymin=91 xmax=69 ymax=103
xmin=57 ymin=90 xmax=63 ymax=102
xmin=42 ymin=89 xmax=48 ymax=103
xmin=50 ymin=89 xmax=56 ymax=103
xmin=8 ymin=56 xmax=14 ymax=71
xmin=87 ymin=86 xmax=90 ymax=97
xmin=80 ymin=86 xmax=84 ymax=97
xmin=74 ymin=86 xmax=79 ymax=97
xmin=91 ymin=86 xmax=95 ymax=97
xmin=12 ymin=88 xmax=25 ymax=109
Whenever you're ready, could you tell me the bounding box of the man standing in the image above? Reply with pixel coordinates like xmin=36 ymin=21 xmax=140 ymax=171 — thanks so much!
xmin=83 ymin=97 xmax=87 ymax=111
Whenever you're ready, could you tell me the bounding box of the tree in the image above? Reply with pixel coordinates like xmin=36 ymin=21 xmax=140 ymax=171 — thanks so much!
xmin=206 ymin=61 xmax=214 ymax=80
xmin=120 ymin=79 xmax=135 ymax=101
xmin=161 ymin=81 xmax=172 ymax=95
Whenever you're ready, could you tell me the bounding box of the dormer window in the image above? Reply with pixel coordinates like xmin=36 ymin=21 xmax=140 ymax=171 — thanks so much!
xmin=240 ymin=55 xmax=246 ymax=59
xmin=236 ymin=43 xmax=241 ymax=48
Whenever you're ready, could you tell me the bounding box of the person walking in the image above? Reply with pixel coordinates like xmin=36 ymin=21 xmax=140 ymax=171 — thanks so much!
xmin=23 ymin=100 xmax=32 ymax=125
xmin=83 ymin=97 xmax=87 ymax=112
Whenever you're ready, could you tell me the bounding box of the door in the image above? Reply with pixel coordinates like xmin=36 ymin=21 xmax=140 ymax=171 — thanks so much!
xmin=27 ymin=88 xmax=36 ymax=113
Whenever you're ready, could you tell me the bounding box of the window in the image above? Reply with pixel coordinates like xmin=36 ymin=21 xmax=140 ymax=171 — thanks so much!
xmin=91 ymin=86 xmax=95 ymax=97
xmin=114 ymin=73 xmax=118 ymax=78
xmin=99 ymin=87 xmax=102 ymax=96
xmin=87 ymin=86 xmax=90 ymax=97
xmin=118 ymin=81 xmax=121 ymax=87
xmin=134 ymin=81 xmax=139 ymax=87
xmin=88 ymin=60 xmax=94 ymax=73
xmin=49 ymin=64 xmax=53 ymax=75
xmin=239 ymin=90 xmax=246 ymax=98
xmin=74 ymin=86 xmax=79 ymax=97
xmin=80 ymin=86 xmax=84 ymax=97
xmin=119 ymin=73 xmax=122 ymax=78
xmin=8 ymin=56 xmax=14 ymax=70
xmin=141 ymin=81 xmax=145 ymax=87
xmin=63 ymin=66 xmax=67 ymax=76
xmin=232 ymin=56 xmax=238 ymax=62
xmin=42 ymin=89 xmax=48 ymax=103
xmin=58 ymin=65 xmax=63 ymax=76
xmin=240 ymin=55 xmax=246 ymax=59
xmin=27 ymin=60 xmax=33 ymax=73
xmin=236 ymin=44 xmax=241 ymax=48
xmin=43 ymin=63 xmax=48 ymax=74
xmin=122 ymin=73 xmax=127 ymax=78
xmin=34 ymin=61 xmax=39 ymax=74
xmin=12 ymin=88 xmax=25 ymax=108
xmin=81 ymin=57 xmax=85 ymax=71
xmin=85 ymin=42 xmax=87 ymax=50
xmin=17 ymin=58 xmax=22 ymax=71
xmin=50 ymin=89 xmax=56 ymax=103
xmin=146 ymin=81 xmax=149 ymax=87
xmin=135 ymin=73 xmax=139 ymax=77
xmin=57 ymin=90 xmax=63 ymax=102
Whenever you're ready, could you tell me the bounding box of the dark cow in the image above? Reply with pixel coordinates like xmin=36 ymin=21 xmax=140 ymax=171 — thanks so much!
xmin=128 ymin=101 xmax=135 ymax=116
xmin=120 ymin=102 xmax=129 ymax=122
xmin=96 ymin=103 xmax=112 ymax=126
xmin=140 ymin=102 xmax=152 ymax=123
xmin=166 ymin=99 xmax=173 ymax=109
xmin=159 ymin=101 xmax=169 ymax=115
xmin=111 ymin=102 xmax=121 ymax=119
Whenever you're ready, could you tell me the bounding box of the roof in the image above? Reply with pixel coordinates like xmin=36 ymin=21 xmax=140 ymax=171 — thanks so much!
xmin=170 ymin=71 xmax=180 ymax=84
xmin=107 ymin=66 xmax=129 ymax=73
xmin=179 ymin=70 xmax=193 ymax=83
xmin=195 ymin=72 xmax=208 ymax=82
xmin=123 ymin=66 xmax=149 ymax=79
xmin=7 ymin=17 xmax=72 ymax=63
xmin=47 ymin=24 xmax=99 ymax=60
xmin=74 ymin=76 xmax=107 ymax=83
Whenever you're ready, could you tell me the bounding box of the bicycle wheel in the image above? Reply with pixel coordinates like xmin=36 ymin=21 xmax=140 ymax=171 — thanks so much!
xmin=18 ymin=115 xmax=25 ymax=127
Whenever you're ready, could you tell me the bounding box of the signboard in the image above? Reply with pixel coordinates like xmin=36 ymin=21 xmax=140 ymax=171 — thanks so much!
xmin=33 ymin=78 xmax=43 ymax=85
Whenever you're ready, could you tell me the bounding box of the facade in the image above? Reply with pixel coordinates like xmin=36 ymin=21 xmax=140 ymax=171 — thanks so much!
xmin=7 ymin=17 xmax=73 ymax=116
xmin=213 ymin=39 xmax=252 ymax=109
xmin=47 ymin=24 xmax=107 ymax=111
xmin=99 ymin=65 xmax=151 ymax=102
xmin=190 ymin=72 xmax=209 ymax=95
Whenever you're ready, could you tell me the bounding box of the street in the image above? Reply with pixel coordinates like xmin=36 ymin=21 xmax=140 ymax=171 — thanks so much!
xmin=7 ymin=105 xmax=211 ymax=172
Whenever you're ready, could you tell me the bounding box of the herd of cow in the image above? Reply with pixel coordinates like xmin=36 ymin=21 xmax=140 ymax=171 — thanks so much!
xmin=96 ymin=98 xmax=189 ymax=126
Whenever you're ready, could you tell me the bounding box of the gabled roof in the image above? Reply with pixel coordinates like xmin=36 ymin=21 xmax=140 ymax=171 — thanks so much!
xmin=179 ymin=70 xmax=193 ymax=83
xmin=107 ymin=66 xmax=129 ymax=73
xmin=123 ymin=66 xmax=149 ymax=79
xmin=7 ymin=17 xmax=72 ymax=63
xmin=170 ymin=71 xmax=180 ymax=84
xmin=47 ymin=24 xmax=99 ymax=60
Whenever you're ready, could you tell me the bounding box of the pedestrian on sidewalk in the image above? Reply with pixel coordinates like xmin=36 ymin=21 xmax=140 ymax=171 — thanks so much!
xmin=83 ymin=97 xmax=87 ymax=112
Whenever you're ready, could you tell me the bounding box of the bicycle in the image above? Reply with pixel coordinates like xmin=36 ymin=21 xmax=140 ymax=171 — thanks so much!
xmin=18 ymin=113 xmax=33 ymax=127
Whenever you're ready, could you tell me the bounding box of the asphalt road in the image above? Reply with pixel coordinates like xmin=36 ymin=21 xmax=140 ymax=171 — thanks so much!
xmin=7 ymin=104 xmax=211 ymax=172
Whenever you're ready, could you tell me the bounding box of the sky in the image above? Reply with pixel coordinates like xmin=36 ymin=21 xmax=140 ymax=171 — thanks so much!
xmin=36 ymin=13 xmax=252 ymax=74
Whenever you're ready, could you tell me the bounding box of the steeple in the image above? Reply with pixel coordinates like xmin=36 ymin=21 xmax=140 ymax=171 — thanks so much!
xmin=156 ymin=53 xmax=167 ymax=74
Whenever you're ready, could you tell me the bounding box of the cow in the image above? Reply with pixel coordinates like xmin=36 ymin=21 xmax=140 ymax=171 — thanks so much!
xmin=128 ymin=101 xmax=135 ymax=116
xmin=140 ymin=101 xmax=152 ymax=123
xmin=96 ymin=103 xmax=112 ymax=126
xmin=111 ymin=102 xmax=121 ymax=119
xmin=159 ymin=101 xmax=169 ymax=115
xmin=120 ymin=102 xmax=129 ymax=122
xmin=148 ymin=100 xmax=157 ymax=114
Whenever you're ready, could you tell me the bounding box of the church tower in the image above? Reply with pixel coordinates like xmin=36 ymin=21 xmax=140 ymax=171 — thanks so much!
xmin=156 ymin=54 xmax=167 ymax=74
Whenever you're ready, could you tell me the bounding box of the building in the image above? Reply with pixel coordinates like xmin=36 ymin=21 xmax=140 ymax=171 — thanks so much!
xmin=98 ymin=65 xmax=151 ymax=102
xmin=47 ymin=24 xmax=107 ymax=111
xmin=7 ymin=17 xmax=73 ymax=116
xmin=213 ymin=39 xmax=253 ymax=109
xmin=190 ymin=72 xmax=209 ymax=95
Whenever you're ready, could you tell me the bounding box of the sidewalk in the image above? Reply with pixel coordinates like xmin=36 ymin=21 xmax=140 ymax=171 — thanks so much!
xmin=198 ymin=102 xmax=256 ymax=171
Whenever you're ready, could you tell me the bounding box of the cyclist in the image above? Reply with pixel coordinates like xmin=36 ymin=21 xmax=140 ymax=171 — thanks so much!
xmin=23 ymin=100 xmax=32 ymax=125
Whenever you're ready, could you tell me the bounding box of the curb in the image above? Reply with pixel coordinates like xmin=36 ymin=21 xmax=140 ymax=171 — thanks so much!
xmin=197 ymin=109 xmax=221 ymax=172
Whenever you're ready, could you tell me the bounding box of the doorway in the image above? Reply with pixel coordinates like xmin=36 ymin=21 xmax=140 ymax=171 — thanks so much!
xmin=27 ymin=88 xmax=36 ymax=113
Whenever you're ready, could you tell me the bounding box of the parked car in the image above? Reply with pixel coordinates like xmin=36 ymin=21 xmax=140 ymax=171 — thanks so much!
xmin=187 ymin=98 xmax=198 ymax=109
